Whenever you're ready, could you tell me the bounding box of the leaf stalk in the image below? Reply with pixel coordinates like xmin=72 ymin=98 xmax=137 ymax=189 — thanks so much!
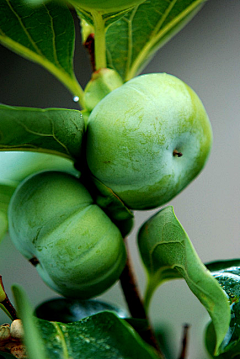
xmin=91 ymin=11 xmax=107 ymax=70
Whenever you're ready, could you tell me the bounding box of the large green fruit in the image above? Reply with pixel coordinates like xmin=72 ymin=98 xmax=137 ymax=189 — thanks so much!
xmin=70 ymin=0 xmax=145 ymax=13
xmin=8 ymin=171 xmax=126 ymax=299
xmin=86 ymin=73 xmax=213 ymax=210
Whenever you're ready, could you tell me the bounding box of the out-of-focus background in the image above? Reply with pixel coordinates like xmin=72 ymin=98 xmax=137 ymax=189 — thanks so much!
xmin=0 ymin=1 xmax=239 ymax=358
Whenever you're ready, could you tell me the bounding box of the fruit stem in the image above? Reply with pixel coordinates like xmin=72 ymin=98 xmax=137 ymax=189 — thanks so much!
xmin=0 ymin=276 xmax=18 ymax=321
xmin=119 ymin=238 xmax=166 ymax=359
xmin=173 ymin=150 xmax=183 ymax=157
xmin=91 ymin=10 xmax=107 ymax=70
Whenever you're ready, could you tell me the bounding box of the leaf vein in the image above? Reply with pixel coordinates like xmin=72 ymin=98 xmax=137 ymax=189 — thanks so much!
xmin=13 ymin=118 xmax=70 ymax=155
xmin=6 ymin=0 xmax=44 ymax=56
xmin=43 ymin=4 xmax=63 ymax=71
xmin=126 ymin=0 xmax=204 ymax=80
xmin=52 ymin=322 xmax=69 ymax=358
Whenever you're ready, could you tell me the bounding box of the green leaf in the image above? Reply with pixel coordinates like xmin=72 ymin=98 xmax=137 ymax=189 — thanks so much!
xmin=77 ymin=6 xmax=134 ymax=29
xmin=0 ymin=105 xmax=85 ymax=161
xmin=0 ymin=184 xmax=15 ymax=243
xmin=105 ymin=0 xmax=205 ymax=81
xmin=36 ymin=312 xmax=159 ymax=359
xmin=206 ymin=322 xmax=240 ymax=359
xmin=11 ymin=286 xmax=159 ymax=359
xmin=138 ymin=206 xmax=231 ymax=355
xmin=0 ymin=212 xmax=8 ymax=243
xmin=206 ymin=259 xmax=240 ymax=273
xmin=205 ymin=262 xmax=240 ymax=357
xmin=0 ymin=152 xmax=78 ymax=188
xmin=34 ymin=297 xmax=127 ymax=323
xmin=12 ymin=284 xmax=48 ymax=359
xmin=0 ymin=1 xmax=83 ymax=103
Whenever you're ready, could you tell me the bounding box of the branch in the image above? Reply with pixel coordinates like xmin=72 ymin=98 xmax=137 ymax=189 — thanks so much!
xmin=178 ymin=324 xmax=190 ymax=359
xmin=119 ymin=238 xmax=166 ymax=359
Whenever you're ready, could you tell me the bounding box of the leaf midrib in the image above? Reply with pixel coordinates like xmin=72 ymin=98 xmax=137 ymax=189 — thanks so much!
xmin=6 ymin=0 xmax=44 ymax=56
xmin=126 ymin=0 xmax=204 ymax=80
xmin=5 ymin=0 xmax=67 ymax=73
xmin=52 ymin=322 xmax=69 ymax=358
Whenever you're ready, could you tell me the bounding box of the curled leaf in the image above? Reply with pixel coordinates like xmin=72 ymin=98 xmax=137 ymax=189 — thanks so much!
xmin=138 ymin=206 xmax=231 ymax=355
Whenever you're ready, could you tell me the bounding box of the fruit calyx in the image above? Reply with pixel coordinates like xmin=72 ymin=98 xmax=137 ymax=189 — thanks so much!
xmin=173 ymin=149 xmax=183 ymax=157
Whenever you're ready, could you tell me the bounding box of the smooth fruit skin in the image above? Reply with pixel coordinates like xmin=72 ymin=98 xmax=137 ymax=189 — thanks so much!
xmin=70 ymin=0 xmax=145 ymax=13
xmin=8 ymin=171 xmax=126 ymax=299
xmin=86 ymin=73 xmax=213 ymax=210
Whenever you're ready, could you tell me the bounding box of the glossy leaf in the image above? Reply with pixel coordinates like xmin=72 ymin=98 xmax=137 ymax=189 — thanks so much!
xmin=206 ymin=259 xmax=240 ymax=273
xmin=138 ymin=206 xmax=231 ymax=355
xmin=0 ymin=185 xmax=15 ymax=243
xmin=12 ymin=285 xmax=48 ymax=359
xmin=35 ymin=297 xmax=127 ymax=323
xmin=0 ymin=1 xmax=83 ymax=102
xmin=12 ymin=285 xmax=159 ymax=359
xmin=0 ymin=105 xmax=84 ymax=161
xmin=105 ymin=0 xmax=205 ymax=81
xmin=37 ymin=312 xmax=159 ymax=359
xmin=205 ymin=262 xmax=240 ymax=357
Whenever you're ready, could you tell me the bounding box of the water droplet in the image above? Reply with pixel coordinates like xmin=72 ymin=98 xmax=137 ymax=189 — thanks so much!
xmin=73 ymin=96 xmax=79 ymax=103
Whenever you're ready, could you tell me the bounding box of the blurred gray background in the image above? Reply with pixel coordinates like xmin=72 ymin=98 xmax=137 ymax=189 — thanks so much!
xmin=0 ymin=1 xmax=240 ymax=358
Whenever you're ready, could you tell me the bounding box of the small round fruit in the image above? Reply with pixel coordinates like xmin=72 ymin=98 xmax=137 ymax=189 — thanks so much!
xmin=8 ymin=171 xmax=126 ymax=299
xmin=70 ymin=0 xmax=145 ymax=14
xmin=86 ymin=73 xmax=213 ymax=210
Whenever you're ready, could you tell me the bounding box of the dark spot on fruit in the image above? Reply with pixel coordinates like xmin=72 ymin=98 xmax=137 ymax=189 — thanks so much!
xmin=173 ymin=150 xmax=183 ymax=157
xmin=29 ymin=256 xmax=39 ymax=266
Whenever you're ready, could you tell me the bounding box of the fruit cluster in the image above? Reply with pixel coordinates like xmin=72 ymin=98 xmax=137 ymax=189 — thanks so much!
xmin=8 ymin=73 xmax=212 ymax=299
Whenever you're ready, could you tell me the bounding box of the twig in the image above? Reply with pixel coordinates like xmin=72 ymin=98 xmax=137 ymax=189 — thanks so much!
xmin=0 ymin=276 xmax=17 ymax=321
xmin=119 ymin=238 xmax=166 ymax=359
xmin=84 ymin=33 xmax=96 ymax=72
xmin=178 ymin=324 xmax=190 ymax=359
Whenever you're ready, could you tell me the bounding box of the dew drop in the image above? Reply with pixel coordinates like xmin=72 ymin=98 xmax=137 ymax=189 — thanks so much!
xmin=73 ymin=96 xmax=79 ymax=103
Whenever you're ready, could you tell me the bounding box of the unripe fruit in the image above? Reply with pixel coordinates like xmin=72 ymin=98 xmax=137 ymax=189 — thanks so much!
xmin=70 ymin=0 xmax=145 ymax=14
xmin=8 ymin=171 xmax=126 ymax=299
xmin=86 ymin=73 xmax=213 ymax=210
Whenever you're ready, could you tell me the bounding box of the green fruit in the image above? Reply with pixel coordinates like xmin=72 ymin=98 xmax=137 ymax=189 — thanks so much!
xmin=70 ymin=0 xmax=145 ymax=14
xmin=86 ymin=73 xmax=213 ymax=210
xmin=8 ymin=171 xmax=126 ymax=299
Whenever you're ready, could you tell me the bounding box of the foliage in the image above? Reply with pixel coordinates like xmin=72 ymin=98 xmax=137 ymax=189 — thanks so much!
xmin=0 ymin=0 xmax=238 ymax=358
